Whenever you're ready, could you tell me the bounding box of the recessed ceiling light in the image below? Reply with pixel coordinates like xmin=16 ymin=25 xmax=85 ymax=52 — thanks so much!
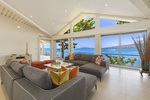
xmin=78 ymin=4 xmax=81 ymax=6
xmin=105 ymin=4 xmax=108 ymax=6
xmin=17 ymin=26 xmax=20 ymax=28
xmin=52 ymin=23 xmax=54 ymax=25
xmin=65 ymin=10 xmax=67 ymax=12
xmin=30 ymin=16 xmax=33 ymax=18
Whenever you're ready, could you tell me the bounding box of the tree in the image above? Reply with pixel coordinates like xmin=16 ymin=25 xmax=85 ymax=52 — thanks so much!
xmin=59 ymin=17 xmax=95 ymax=58
xmin=73 ymin=17 xmax=95 ymax=32
xmin=116 ymin=20 xmax=129 ymax=24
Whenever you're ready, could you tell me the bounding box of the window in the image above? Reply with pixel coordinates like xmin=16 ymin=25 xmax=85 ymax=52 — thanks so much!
xmin=100 ymin=18 xmax=130 ymax=28
xmin=73 ymin=16 xmax=95 ymax=32
xmin=73 ymin=37 xmax=95 ymax=54
xmin=101 ymin=31 xmax=146 ymax=68
xmin=55 ymin=39 xmax=68 ymax=58
xmin=40 ymin=40 xmax=50 ymax=60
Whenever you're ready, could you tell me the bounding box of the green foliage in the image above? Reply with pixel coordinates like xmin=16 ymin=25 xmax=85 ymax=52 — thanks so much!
xmin=58 ymin=40 xmax=77 ymax=50
xmin=127 ymin=58 xmax=137 ymax=66
xmin=64 ymin=29 xmax=70 ymax=34
xmin=116 ymin=20 xmax=130 ymax=24
xmin=105 ymin=54 xmax=137 ymax=66
xmin=73 ymin=17 xmax=95 ymax=32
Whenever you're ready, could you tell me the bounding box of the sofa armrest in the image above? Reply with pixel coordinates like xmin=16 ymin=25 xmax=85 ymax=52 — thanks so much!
xmin=46 ymin=75 xmax=86 ymax=100
xmin=65 ymin=56 xmax=69 ymax=60
xmin=101 ymin=59 xmax=110 ymax=69
xmin=13 ymin=75 xmax=86 ymax=100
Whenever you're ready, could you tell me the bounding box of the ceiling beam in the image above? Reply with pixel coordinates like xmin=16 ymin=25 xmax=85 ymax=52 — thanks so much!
xmin=83 ymin=12 xmax=149 ymax=21
xmin=0 ymin=0 xmax=52 ymax=36
xmin=130 ymin=0 xmax=150 ymax=18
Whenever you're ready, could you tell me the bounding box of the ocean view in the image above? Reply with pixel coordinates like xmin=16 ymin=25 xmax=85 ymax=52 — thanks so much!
xmin=44 ymin=47 xmax=141 ymax=68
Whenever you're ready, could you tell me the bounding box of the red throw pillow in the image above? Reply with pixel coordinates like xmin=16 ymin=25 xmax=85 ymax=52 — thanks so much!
xmin=95 ymin=56 xmax=103 ymax=65
xmin=61 ymin=66 xmax=79 ymax=79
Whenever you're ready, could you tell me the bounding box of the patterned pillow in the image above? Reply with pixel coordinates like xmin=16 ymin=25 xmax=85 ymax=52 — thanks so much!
xmin=61 ymin=66 xmax=79 ymax=79
xmin=95 ymin=56 xmax=103 ymax=66
xmin=49 ymin=70 xmax=69 ymax=87
xmin=69 ymin=54 xmax=75 ymax=60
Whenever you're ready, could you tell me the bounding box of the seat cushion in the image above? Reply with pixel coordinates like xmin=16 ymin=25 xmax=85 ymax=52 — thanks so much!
xmin=23 ymin=66 xmax=52 ymax=90
xmin=64 ymin=60 xmax=89 ymax=66
xmin=79 ymin=63 xmax=107 ymax=79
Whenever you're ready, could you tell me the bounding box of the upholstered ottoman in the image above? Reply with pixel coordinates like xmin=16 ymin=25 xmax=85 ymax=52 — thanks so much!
xmin=79 ymin=63 xmax=107 ymax=82
xmin=31 ymin=61 xmax=46 ymax=69
xmin=43 ymin=59 xmax=56 ymax=64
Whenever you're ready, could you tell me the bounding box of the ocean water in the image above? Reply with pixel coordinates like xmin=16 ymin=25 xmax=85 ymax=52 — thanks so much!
xmin=44 ymin=48 xmax=141 ymax=68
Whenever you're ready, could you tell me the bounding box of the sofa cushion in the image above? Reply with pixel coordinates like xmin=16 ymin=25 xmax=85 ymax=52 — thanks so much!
xmin=61 ymin=66 xmax=79 ymax=79
xmin=95 ymin=56 xmax=103 ymax=65
xmin=79 ymin=63 xmax=107 ymax=79
xmin=74 ymin=54 xmax=81 ymax=60
xmin=23 ymin=66 xmax=52 ymax=90
xmin=90 ymin=55 xmax=99 ymax=63
xmin=80 ymin=54 xmax=91 ymax=61
xmin=44 ymin=59 xmax=55 ymax=64
xmin=70 ymin=60 xmax=89 ymax=66
xmin=69 ymin=54 xmax=75 ymax=60
xmin=11 ymin=61 xmax=27 ymax=76
xmin=49 ymin=70 xmax=69 ymax=87
xmin=6 ymin=58 xmax=17 ymax=67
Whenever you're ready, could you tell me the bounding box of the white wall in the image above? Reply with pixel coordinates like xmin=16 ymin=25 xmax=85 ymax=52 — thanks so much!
xmin=0 ymin=15 xmax=41 ymax=65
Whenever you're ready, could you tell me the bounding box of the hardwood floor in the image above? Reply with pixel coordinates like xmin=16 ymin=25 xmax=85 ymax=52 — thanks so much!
xmin=1 ymin=67 xmax=150 ymax=100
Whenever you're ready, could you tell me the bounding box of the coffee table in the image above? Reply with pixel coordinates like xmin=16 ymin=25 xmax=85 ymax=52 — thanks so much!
xmin=44 ymin=62 xmax=74 ymax=71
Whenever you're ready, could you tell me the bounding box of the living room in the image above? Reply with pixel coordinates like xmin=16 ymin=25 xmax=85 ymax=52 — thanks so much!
xmin=0 ymin=0 xmax=150 ymax=100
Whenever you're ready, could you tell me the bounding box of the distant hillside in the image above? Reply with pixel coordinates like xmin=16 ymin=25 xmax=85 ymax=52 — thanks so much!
xmin=103 ymin=44 xmax=136 ymax=49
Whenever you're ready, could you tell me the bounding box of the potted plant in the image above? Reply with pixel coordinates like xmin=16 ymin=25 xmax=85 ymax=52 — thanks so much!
xmin=132 ymin=33 xmax=150 ymax=71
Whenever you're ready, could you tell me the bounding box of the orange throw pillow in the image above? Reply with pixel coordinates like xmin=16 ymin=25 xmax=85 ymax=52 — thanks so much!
xmin=95 ymin=56 xmax=103 ymax=65
xmin=61 ymin=66 xmax=79 ymax=79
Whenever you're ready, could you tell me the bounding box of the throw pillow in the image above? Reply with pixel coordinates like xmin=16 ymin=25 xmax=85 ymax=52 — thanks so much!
xmin=49 ymin=70 xmax=69 ymax=87
xmin=19 ymin=58 xmax=28 ymax=64
xmin=61 ymin=66 xmax=79 ymax=79
xmin=95 ymin=56 xmax=103 ymax=66
xmin=69 ymin=54 xmax=75 ymax=60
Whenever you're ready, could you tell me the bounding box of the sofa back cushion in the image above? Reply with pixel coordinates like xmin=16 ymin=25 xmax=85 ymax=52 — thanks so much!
xmin=23 ymin=66 xmax=52 ymax=90
xmin=6 ymin=58 xmax=17 ymax=67
xmin=90 ymin=55 xmax=99 ymax=63
xmin=80 ymin=54 xmax=91 ymax=61
xmin=74 ymin=54 xmax=81 ymax=60
xmin=11 ymin=61 xmax=28 ymax=76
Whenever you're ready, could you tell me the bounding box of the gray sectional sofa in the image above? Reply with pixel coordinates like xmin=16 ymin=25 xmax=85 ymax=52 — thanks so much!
xmin=64 ymin=54 xmax=110 ymax=81
xmin=1 ymin=59 xmax=97 ymax=100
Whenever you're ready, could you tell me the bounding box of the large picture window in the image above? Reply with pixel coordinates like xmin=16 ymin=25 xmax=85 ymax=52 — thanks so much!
xmin=73 ymin=37 xmax=95 ymax=54
xmin=101 ymin=31 xmax=146 ymax=68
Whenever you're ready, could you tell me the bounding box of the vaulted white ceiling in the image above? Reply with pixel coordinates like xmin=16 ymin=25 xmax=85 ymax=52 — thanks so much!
xmin=1 ymin=0 xmax=150 ymax=37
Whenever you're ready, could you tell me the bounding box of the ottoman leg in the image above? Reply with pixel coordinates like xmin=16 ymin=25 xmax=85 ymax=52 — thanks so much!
xmin=95 ymin=84 xmax=97 ymax=90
